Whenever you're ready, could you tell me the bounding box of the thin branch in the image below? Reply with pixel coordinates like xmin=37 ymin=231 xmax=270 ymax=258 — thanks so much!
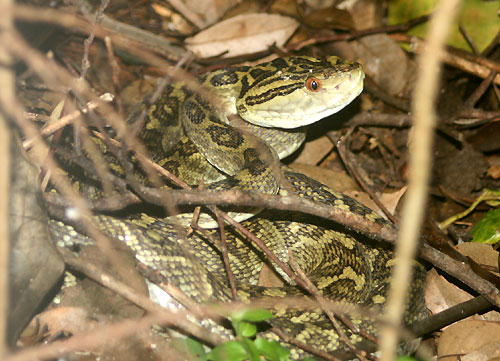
xmin=464 ymin=70 xmax=497 ymax=108
xmin=391 ymin=33 xmax=500 ymax=86
xmin=287 ymin=14 xmax=430 ymax=51
xmin=329 ymin=130 xmax=399 ymax=225
xmin=0 ymin=0 xmax=13 ymax=355
xmin=379 ymin=1 xmax=461 ymax=360
xmin=164 ymin=0 xmax=205 ymax=29
xmin=80 ymin=0 xmax=110 ymax=80
xmin=410 ymin=295 xmax=492 ymax=337
xmin=22 ymin=93 xmax=114 ymax=150
xmin=215 ymin=210 xmax=238 ymax=299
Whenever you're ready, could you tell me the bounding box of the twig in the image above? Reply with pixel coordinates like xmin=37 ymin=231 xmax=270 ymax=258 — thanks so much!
xmin=8 ymin=4 xmax=186 ymax=62
xmin=103 ymin=36 xmax=123 ymax=117
xmin=458 ymin=22 xmax=479 ymax=55
xmin=391 ymin=33 xmax=500 ymax=86
xmin=80 ymin=0 xmax=109 ymax=80
xmin=164 ymin=0 xmax=205 ymax=29
xmin=420 ymin=242 xmax=500 ymax=306
xmin=410 ymin=295 xmax=493 ymax=337
xmin=329 ymin=130 xmax=399 ymax=225
xmin=287 ymin=14 xmax=429 ymax=51
xmin=345 ymin=112 xmax=413 ymax=128
xmin=22 ymin=93 xmax=114 ymax=150
xmin=138 ymin=186 xmax=397 ymax=242
xmin=0 ymin=0 xmax=13 ymax=355
xmin=481 ymin=29 xmax=500 ymax=57
xmin=364 ymin=76 xmax=410 ymax=112
xmin=464 ymin=70 xmax=497 ymax=108
xmin=215 ymin=210 xmax=238 ymax=299
xmin=379 ymin=1 xmax=461 ymax=360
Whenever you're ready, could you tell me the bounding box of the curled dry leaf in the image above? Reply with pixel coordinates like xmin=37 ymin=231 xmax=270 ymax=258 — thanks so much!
xmin=437 ymin=320 xmax=500 ymax=361
xmin=182 ymin=0 xmax=239 ymax=27
xmin=302 ymin=7 xmax=354 ymax=30
xmin=425 ymin=266 xmax=500 ymax=324
xmin=377 ymin=186 xmax=407 ymax=216
xmin=351 ymin=34 xmax=414 ymax=97
xmin=185 ymin=13 xmax=299 ymax=58
xmin=18 ymin=307 xmax=99 ymax=346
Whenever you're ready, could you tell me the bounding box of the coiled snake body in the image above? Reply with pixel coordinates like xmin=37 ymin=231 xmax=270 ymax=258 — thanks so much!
xmin=47 ymin=56 xmax=427 ymax=358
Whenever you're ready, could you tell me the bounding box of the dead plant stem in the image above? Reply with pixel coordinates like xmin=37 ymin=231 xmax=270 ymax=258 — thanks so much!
xmin=0 ymin=0 xmax=14 ymax=355
xmin=379 ymin=0 xmax=461 ymax=360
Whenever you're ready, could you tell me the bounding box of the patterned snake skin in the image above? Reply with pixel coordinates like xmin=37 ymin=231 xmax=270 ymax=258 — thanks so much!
xmin=46 ymin=56 xmax=427 ymax=358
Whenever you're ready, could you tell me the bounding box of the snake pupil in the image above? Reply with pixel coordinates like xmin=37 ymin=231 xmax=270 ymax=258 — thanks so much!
xmin=306 ymin=77 xmax=321 ymax=92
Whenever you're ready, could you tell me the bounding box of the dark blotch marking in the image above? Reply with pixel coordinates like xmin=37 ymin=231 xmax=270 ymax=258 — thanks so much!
xmin=209 ymin=70 xmax=239 ymax=87
xmin=209 ymin=115 xmax=223 ymax=125
xmin=243 ymin=148 xmax=266 ymax=176
xmin=271 ymin=57 xmax=288 ymax=70
xmin=184 ymin=99 xmax=205 ymax=124
xmin=159 ymin=159 xmax=181 ymax=176
xmin=249 ymin=68 xmax=267 ymax=79
xmin=239 ymin=75 xmax=250 ymax=98
xmin=206 ymin=125 xmax=244 ymax=149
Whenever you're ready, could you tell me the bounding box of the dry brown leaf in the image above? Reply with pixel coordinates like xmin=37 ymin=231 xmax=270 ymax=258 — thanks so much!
xmin=292 ymin=136 xmax=334 ymax=165
xmin=456 ymin=242 xmax=499 ymax=270
xmin=289 ymin=163 xmax=360 ymax=194
xmin=185 ymin=13 xmax=299 ymax=58
xmin=350 ymin=34 xmax=413 ymax=97
xmin=270 ymin=0 xmax=300 ymax=17
xmin=377 ymin=186 xmax=407 ymax=215
xmin=486 ymin=154 xmax=500 ymax=179
xmin=258 ymin=262 xmax=285 ymax=288
xmin=302 ymin=7 xmax=354 ymax=30
xmin=350 ymin=0 xmax=383 ymax=29
xmin=438 ymin=320 xmax=500 ymax=361
xmin=183 ymin=0 xmax=238 ymax=26
xmin=425 ymin=268 xmax=500 ymax=323
xmin=19 ymin=307 xmax=99 ymax=345
xmin=426 ymin=268 xmax=473 ymax=316
xmin=304 ymin=0 xmax=336 ymax=9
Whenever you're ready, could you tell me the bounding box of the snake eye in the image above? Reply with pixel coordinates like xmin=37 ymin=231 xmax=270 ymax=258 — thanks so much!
xmin=305 ymin=77 xmax=321 ymax=92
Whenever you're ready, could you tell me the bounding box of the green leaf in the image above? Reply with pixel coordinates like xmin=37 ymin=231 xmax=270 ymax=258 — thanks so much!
xmin=254 ymin=339 xmax=291 ymax=361
xmin=184 ymin=338 xmax=208 ymax=361
xmin=397 ymin=357 xmax=418 ymax=361
xmin=470 ymin=209 xmax=500 ymax=244
xmin=207 ymin=341 xmax=249 ymax=361
xmin=240 ymin=337 xmax=261 ymax=361
xmin=238 ymin=321 xmax=258 ymax=338
xmin=388 ymin=0 xmax=500 ymax=53
xmin=231 ymin=308 xmax=274 ymax=323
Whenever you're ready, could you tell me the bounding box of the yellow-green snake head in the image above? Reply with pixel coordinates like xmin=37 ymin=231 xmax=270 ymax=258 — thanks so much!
xmin=236 ymin=56 xmax=365 ymax=129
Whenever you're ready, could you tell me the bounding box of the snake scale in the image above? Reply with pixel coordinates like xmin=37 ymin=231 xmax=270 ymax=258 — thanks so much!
xmin=46 ymin=56 xmax=427 ymax=359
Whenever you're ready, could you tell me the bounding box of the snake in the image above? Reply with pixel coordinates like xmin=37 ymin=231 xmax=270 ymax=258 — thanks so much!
xmin=45 ymin=55 xmax=427 ymax=359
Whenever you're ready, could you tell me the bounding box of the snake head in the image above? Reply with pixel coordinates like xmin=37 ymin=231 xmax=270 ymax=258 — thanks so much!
xmin=235 ymin=56 xmax=365 ymax=129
